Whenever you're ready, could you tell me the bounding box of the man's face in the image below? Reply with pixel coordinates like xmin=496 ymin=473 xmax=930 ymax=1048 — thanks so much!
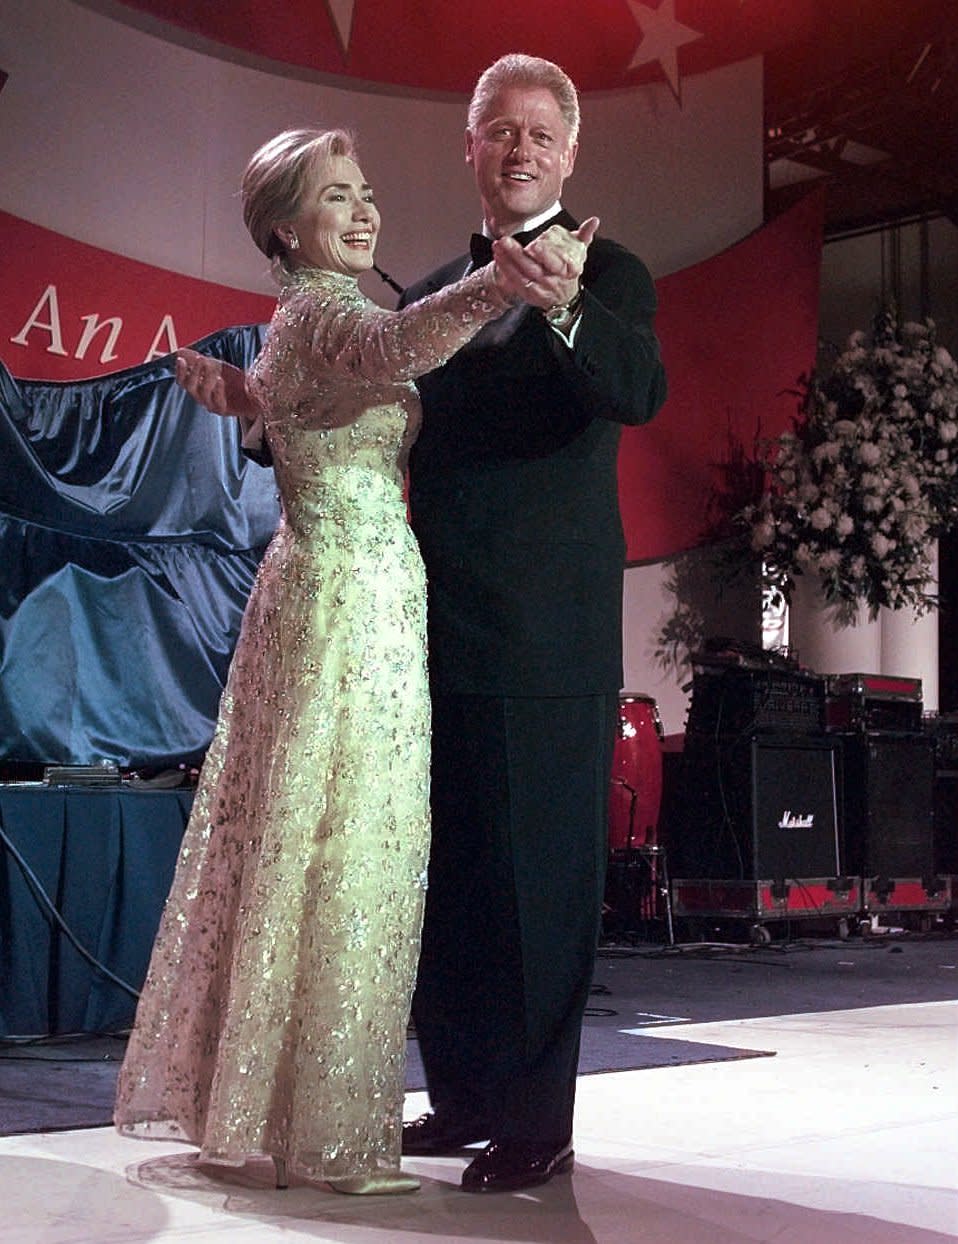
xmin=465 ymin=85 xmax=577 ymax=236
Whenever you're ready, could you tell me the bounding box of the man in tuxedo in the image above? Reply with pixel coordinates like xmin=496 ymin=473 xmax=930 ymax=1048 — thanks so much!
xmin=399 ymin=54 xmax=667 ymax=1193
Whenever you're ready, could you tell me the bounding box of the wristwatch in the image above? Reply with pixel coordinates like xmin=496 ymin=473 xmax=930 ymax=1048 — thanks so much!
xmin=544 ymin=285 xmax=584 ymax=330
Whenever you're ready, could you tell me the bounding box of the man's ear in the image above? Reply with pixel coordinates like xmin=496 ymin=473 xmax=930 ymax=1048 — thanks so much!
xmin=465 ymin=128 xmax=475 ymax=167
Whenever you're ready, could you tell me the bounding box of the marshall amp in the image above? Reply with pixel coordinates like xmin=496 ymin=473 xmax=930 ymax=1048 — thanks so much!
xmin=825 ymin=672 xmax=923 ymax=733
xmin=839 ymin=732 xmax=935 ymax=877
xmin=927 ymin=713 xmax=958 ymax=873
xmin=673 ymin=733 xmax=841 ymax=881
xmin=686 ymin=661 xmax=826 ymax=738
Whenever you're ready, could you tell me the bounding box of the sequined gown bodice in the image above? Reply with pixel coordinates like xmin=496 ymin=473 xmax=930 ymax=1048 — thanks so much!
xmin=115 ymin=264 xmax=511 ymax=1180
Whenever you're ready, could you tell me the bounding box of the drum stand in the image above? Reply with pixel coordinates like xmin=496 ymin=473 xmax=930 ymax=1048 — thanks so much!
xmin=606 ymin=780 xmax=675 ymax=945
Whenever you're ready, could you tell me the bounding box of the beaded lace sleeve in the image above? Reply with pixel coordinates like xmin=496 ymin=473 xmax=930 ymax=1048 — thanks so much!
xmin=264 ymin=265 xmax=511 ymax=397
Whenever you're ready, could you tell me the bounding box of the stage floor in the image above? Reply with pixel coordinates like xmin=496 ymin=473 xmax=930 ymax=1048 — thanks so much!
xmin=1 ymin=998 xmax=955 ymax=1243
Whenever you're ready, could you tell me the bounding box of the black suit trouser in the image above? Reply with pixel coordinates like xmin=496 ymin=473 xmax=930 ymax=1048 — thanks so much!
xmin=411 ymin=690 xmax=616 ymax=1146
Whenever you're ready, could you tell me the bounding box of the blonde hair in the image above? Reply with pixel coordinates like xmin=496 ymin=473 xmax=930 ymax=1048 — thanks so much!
xmin=467 ymin=54 xmax=580 ymax=145
xmin=241 ymin=127 xmax=357 ymax=270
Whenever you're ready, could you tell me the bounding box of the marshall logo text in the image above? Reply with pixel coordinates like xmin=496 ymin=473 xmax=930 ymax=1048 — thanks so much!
xmin=778 ymin=811 xmax=815 ymax=829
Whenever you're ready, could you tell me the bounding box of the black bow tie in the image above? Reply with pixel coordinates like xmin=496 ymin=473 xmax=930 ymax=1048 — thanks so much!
xmin=469 ymin=228 xmax=539 ymax=268
xmin=469 ymin=233 xmax=494 ymax=268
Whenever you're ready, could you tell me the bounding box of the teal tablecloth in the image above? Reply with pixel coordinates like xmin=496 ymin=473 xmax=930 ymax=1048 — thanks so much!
xmin=0 ymin=786 xmax=191 ymax=1036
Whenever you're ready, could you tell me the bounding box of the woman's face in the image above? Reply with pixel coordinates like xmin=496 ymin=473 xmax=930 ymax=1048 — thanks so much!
xmin=290 ymin=155 xmax=380 ymax=275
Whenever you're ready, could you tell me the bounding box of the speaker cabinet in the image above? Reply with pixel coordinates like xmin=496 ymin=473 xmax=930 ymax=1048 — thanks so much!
xmin=840 ymin=733 xmax=935 ymax=877
xmin=674 ymin=734 xmax=840 ymax=880
xmin=933 ymin=771 xmax=958 ymax=873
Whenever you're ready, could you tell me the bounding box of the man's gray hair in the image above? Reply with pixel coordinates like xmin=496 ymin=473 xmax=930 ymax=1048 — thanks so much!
xmin=467 ymin=54 xmax=580 ymax=144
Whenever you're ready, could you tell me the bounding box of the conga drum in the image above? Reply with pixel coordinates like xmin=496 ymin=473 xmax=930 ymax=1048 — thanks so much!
xmin=608 ymin=693 xmax=664 ymax=853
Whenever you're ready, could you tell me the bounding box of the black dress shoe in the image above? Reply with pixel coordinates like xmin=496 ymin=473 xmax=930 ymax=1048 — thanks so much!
xmin=460 ymin=1139 xmax=574 ymax=1193
xmin=401 ymin=1111 xmax=490 ymax=1156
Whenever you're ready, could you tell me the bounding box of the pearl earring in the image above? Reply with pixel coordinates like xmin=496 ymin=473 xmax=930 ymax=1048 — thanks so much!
xmin=288 ymin=234 xmax=300 ymax=250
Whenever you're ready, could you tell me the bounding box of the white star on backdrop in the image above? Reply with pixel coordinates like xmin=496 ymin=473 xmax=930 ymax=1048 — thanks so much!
xmin=626 ymin=0 xmax=704 ymax=102
xmin=326 ymin=0 xmax=356 ymax=55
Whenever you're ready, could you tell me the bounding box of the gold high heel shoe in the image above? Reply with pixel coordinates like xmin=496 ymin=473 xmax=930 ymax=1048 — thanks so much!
xmin=273 ymin=1156 xmax=289 ymax=1190
xmin=327 ymin=1169 xmax=420 ymax=1195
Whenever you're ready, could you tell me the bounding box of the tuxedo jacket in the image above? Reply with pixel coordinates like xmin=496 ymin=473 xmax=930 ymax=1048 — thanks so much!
xmin=399 ymin=210 xmax=667 ymax=698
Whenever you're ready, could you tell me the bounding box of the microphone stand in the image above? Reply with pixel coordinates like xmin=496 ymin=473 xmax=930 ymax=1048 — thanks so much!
xmin=373 ymin=264 xmax=405 ymax=297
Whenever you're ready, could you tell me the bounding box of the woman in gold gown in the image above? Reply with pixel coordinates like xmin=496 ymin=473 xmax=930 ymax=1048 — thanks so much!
xmin=113 ymin=127 xmax=544 ymax=1195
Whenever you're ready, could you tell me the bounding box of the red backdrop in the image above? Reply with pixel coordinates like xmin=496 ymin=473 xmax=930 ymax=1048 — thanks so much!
xmin=622 ymin=190 xmax=823 ymax=561
xmin=0 ymin=211 xmax=275 ymax=383
xmin=116 ymin=0 xmax=817 ymax=94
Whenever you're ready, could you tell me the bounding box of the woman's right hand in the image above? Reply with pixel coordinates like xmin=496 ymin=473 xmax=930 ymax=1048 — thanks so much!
xmin=175 ymin=348 xmax=256 ymax=418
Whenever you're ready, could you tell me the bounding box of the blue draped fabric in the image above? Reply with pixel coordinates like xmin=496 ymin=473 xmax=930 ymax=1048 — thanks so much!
xmin=0 ymin=325 xmax=279 ymax=768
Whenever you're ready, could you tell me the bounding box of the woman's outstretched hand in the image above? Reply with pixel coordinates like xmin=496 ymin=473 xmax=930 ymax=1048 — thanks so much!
xmin=175 ymin=348 xmax=257 ymax=419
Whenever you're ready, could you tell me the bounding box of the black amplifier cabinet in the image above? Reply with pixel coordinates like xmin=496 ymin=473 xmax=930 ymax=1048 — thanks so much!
xmin=686 ymin=663 xmax=826 ymax=738
xmin=926 ymin=714 xmax=958 ymax=873
xmin=932 ymin=773 xmax=958 ymax=874
xmin=926 ymin=712 xmax=958 ymax=771
xmin=826 ymin=672 xmax=922 ymax=733
xmin=838 ymin=732 xmax=935 ymax=878
xmin=673 ymin=732 xmax=841 ymax=881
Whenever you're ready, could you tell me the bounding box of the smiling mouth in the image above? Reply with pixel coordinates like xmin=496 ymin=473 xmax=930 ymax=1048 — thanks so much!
xmin=502 ymin=171 xmax=535 ymax=183
xmin=342 ymin=232 xmax=374 ymax=248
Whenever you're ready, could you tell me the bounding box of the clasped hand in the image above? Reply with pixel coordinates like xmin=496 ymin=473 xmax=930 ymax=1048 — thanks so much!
xmin=492 ymin=216 xmax=599 ymax=310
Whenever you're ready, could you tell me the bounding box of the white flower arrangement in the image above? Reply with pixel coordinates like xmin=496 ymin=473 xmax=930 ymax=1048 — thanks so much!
xmin=742 ymin=309 xmax=958 ymax=623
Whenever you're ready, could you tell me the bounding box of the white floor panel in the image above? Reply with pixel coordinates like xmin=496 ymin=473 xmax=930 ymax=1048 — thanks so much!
xmin=1 ymin=1000 xmax=955 ymax=1243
